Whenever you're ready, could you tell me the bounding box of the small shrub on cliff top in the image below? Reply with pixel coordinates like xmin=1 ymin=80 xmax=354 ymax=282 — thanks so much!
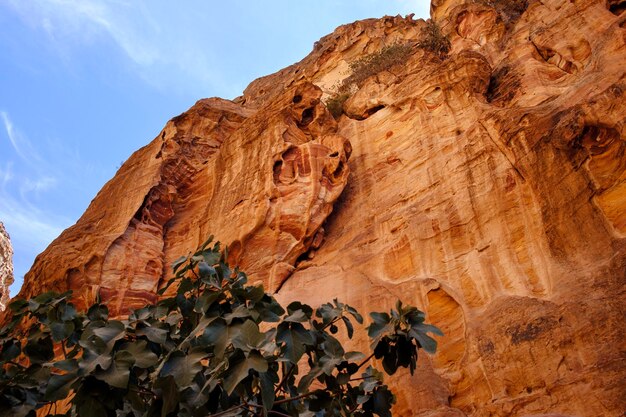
xmin=345 ymin=43 xmax=414 ymax=88
xmin=476 ymin=0 xmax=529 ymax=27
xmin=0 ymin=236 xmax=442 ymax=417
xmin=417 ymin=20 xmax=450 ymax=59
xmin=325 ymin=43 xmax=414 ymax=119
xmin=326 ymin=92 xmax=351 ymax=120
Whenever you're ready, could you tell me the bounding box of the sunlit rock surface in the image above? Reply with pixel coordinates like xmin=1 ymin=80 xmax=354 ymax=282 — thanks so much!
xmin=18 ymin=0 xmax=625 ymax=415
xmin=0 ymin=222 xmax=13 ymax=311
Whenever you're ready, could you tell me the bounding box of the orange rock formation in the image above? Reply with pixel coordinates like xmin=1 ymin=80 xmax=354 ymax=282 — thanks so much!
xmin=0 ymin=222 xmax=13 ymax=310
xmin=16 ymin=0 xmax=626 ymax=415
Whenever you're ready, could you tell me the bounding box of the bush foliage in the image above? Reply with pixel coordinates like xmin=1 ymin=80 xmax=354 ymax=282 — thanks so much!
xmin=417 ymin=21 xmax=450 ymax=59
xmin=325 ymin=44 xmax=414 ymax=119
xmin=0 ymin=237 xmax=441 ymax=417
xmin=344 ymin=44 xmax=414 ymax=90
xmin=324 ymin=20 xmax=451 ymax=119
xmin=477 ymin=0 xmax=529 ymax=26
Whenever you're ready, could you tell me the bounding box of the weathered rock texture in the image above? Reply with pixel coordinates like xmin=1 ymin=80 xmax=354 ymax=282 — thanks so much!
xmin=16 ymin=0 xmax=626 ymax=415
xmin=0 ymin=222 xmax=13 ymax=311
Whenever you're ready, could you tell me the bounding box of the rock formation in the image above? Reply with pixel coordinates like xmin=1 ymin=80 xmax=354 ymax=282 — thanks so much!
xmin=0 ymin=222 xmax=14 ymax=311
xmin=15 ymin=0 xmax=626 ymax=415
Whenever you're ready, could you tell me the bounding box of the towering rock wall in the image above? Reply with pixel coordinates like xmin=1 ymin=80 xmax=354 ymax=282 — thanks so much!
xmin=16 ymin=0 xmax=626 ymax=416
xmin=0 ymin=222 xmax=14 ymax=311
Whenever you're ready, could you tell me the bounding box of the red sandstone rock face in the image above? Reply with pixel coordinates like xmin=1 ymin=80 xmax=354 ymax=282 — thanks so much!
xmin=17 ymin=0 xmax=626 ymax=416
xmin=0 ymin=222 xmax=13 ymax=310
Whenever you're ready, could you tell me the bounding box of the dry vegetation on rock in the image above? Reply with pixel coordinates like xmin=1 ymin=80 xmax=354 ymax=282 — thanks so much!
xmin=325 ymin=43 xmax=414 ymax=119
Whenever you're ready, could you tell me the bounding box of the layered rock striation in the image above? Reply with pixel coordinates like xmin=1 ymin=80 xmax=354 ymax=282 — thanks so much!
xmin=0 ymin=222 xmax=13 ymax=311
xmin=16 ymin=0 xmax=626 ymax=416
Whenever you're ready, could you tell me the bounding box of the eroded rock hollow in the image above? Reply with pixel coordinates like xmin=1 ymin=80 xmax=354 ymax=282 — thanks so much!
xmin=16 ymin=0 xmax=626 ymax=415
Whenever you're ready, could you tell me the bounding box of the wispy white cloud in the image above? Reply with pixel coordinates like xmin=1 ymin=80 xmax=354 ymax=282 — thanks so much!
xmin=0 ymin=110 xmax=95 ymax=298
xmin=0 ymin=162 xmax=14 ymax=188
xmin=5 ymin=0 xmax=159 ymax=65
xmin=0 ymin=112 xmax=70 ymax=263
xmin=1 ymin=111 xmax=42 ymax=164
xmin=0 ymin=187 xmax=65 ymax=248
xmin=2 ymin=0 xmax=232 ymax=96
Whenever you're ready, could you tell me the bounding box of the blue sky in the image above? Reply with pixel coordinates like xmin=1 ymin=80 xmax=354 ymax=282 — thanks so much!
xmin=0 ymin=1 xmax=429 ymax=296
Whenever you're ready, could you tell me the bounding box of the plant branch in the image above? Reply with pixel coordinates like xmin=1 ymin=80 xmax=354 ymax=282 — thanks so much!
xmin=348 ymin=376 xmax=375 ymax=382
xmin=208 ymin=404 xmax=246 ymax=417
xmin=275 ymin=364 xmax=296 ymax=395
xmin=321 ymin=317 xmax=340 ymax=331
xmin=356 ymin=352 xmax=375 ymax=370
xmin=273 ymin=392 xmax=317 ymax=406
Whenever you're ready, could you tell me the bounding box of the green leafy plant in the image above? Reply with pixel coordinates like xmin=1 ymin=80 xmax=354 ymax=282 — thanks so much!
xmin=345 ymin=44 xmax=414 ymax=89
xmin=417 ymin=21 xmax=450 ymax=59
xmin=325 ymin=93 xmax=351 ymax=120
xmin=325 ymin=43 xmax=414 ymax=119
xmin=0 ymin=237 xmax=442 ymax=417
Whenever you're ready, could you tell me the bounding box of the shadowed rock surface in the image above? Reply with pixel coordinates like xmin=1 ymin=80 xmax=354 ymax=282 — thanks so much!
xmin=16 ymin=0 xmax=626 ymax=415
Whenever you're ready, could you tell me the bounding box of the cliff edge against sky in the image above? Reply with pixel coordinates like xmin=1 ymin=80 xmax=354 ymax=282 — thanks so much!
xmin=15 ymin=0 xmax=626 ymax=415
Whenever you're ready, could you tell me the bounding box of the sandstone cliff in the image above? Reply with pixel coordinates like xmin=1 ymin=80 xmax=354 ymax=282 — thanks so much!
xmin=16 ymin=0 xmax=626 ymax=416
xmin=0 ymin=222 xmax=13 ymax=311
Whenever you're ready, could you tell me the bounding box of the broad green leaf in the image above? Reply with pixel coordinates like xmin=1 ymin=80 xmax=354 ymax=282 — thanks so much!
xmin=286 ymin=302 xmax=313 ymax=319
xmin=230 ymin=320 xmax=264 ymax=351
xmin=341 ymin=316 xmax=354 ymax=339
xmin=224 ymin=304 xmax=253 ymax=324
xmin=284 ymin=309 xmax=308 ymax=323
xmin=8 ymin=298 xmax=28 ymax=313
xmin=199 ymin=319 xmax=228 ymax=357
xmin=409 ymin=329 xmax=438 ymax=354
xmin=201 ymin=249 xmax=221 ymax=266
xmin=137 ymin=325 xmax=168 ymax=345
xmin=346 ymin=305 xmax=363 ymax=324
xmin=160 ymin=350 xmax=207 ymax=388
xmin=156 ymin=375 xmax=179 ymax=417
xmin=95 ymin=351 xmax=133 ymax=388
xmin=298 ymin=365 xmax=324 ymax=392
xmin=53 ymin=359 xmax=78 ymax=372
xmin=276 ymin=322 xmax=314 ymax=364
xmin=59 ymin=304 xmax=77 ymax=321
xmin=86 ymin=304 xmax=109 ymax=321
xmin=79 ymin=345 xmax=113 ymax=374
xmin=44 ymin=373 xmax=78 ymax=401
xmin=91 ymin=321 xmax=126 ymax=347
xmin=253 ymin=296 xmax=285 ymax=323
xmin=322 ymin=335 xmax=344 ymax=359
xmin=344 ymin=351 xmax=365 ymax=363
xmin=177 ymin=277 xmax=195 ymax=294
xmin=319 ymin=354 xmax=342 ymax=376
xmin=75 ymin=394 xmax=108 ymax=417
xmin=371 ymin=386 xmax=394 ymax=417
xmin=223 ymin=350 xmax=268 ymax=395
xmin=50 ymin=321 xmax=75 ymax=342
xmin=381 ymin=347 xmax=398 ymax=375
xmin=24 ymin=335 xmax=54 ymax=364
xmin=157 ymin=277 xmax=178 ymax=295
xmin=120 ymin=340 xmax=158 ymax=368
xmin=367 ymin=312 xmax=392 ymax=345
xmin=259 ymin=372 xmax=276 ymax=411
xmin=411 ymin=322 xmax=443 ymax=337
xmin=1 ymin=340 xmax=20 ymax=361
xmin=198 ymin=261 xmax=216 ymax=279
xmin=172 ymin=255 xmax=188 ymax=272
xmin=244 ymin=285 xmax=265 ymax=303
xmin=199 ymin=235 xmax=214 ymax=250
